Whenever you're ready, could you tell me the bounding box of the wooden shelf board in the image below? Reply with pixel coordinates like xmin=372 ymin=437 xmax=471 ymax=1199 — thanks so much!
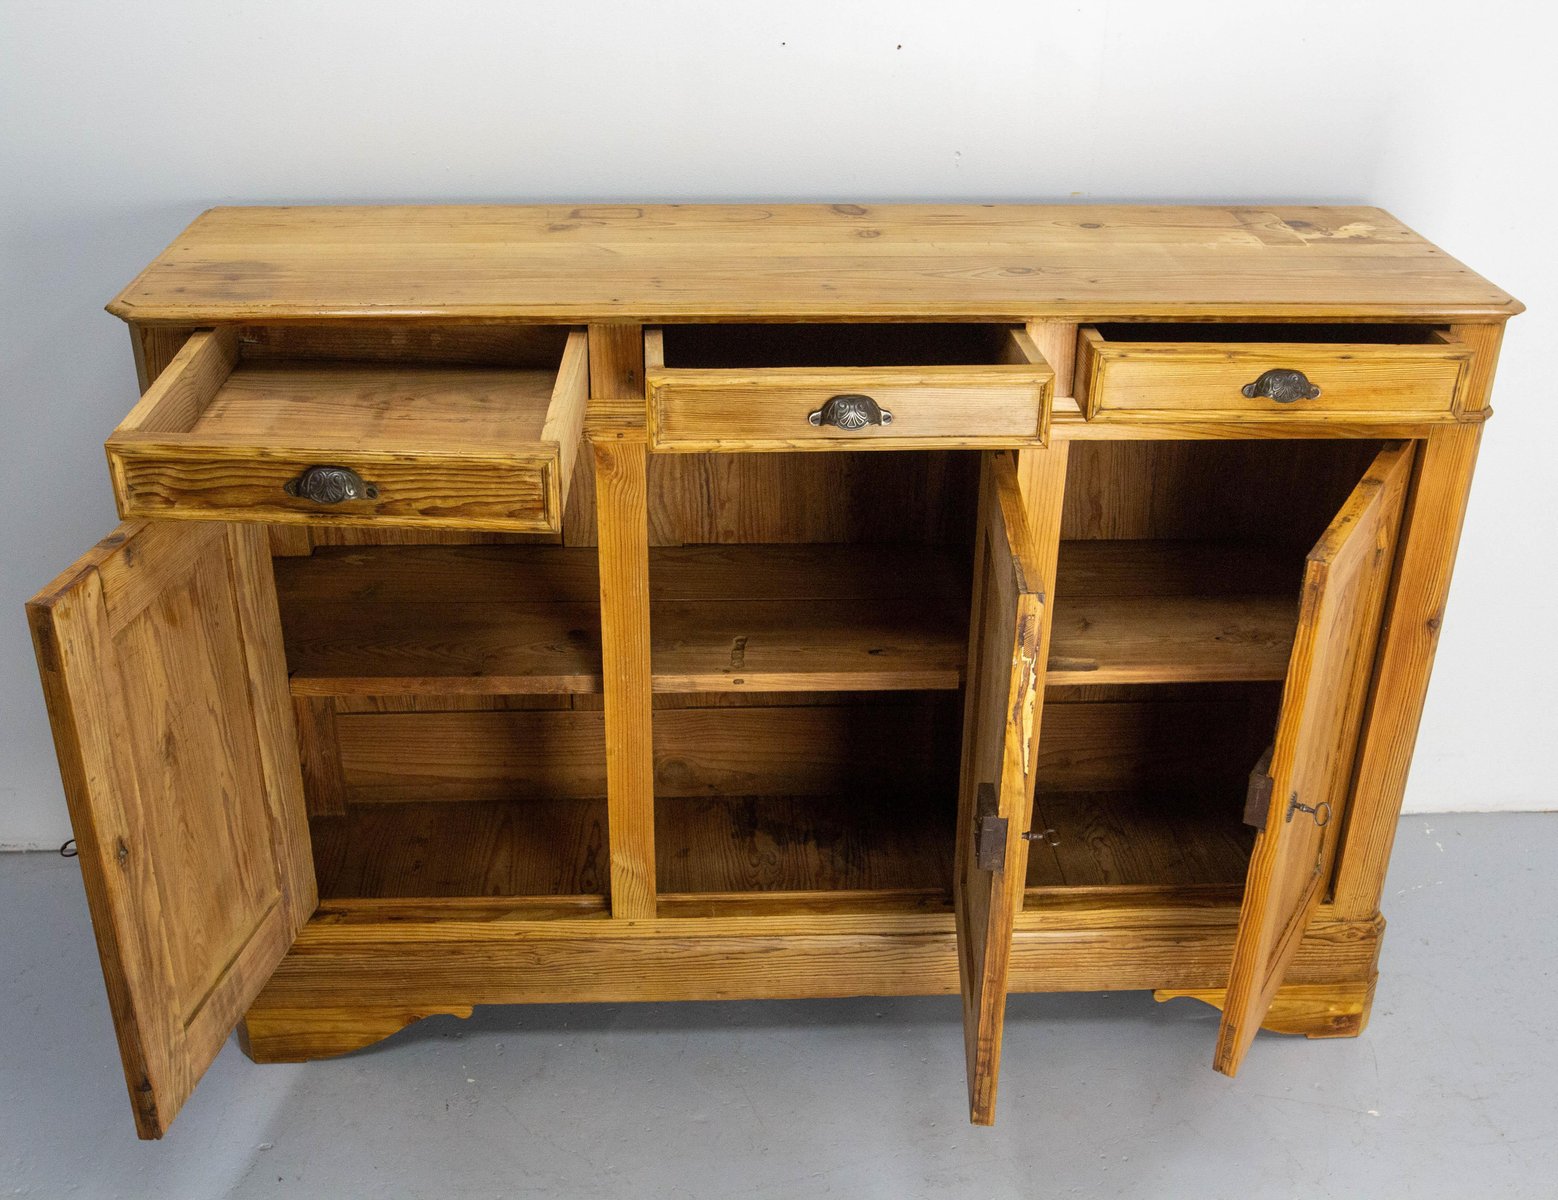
xmin=1048 ymin=541 xmax=1300 ymax=686
xmin=657 ymin=889 xmax=953 ymax=919
xmin=1026 ymin=789 xmax=1254 ymax=890
xmin=279 ymin=543 xmax=970 ymax=696
xmin=279 ymin=539 xmax=1301 ymax=697
xmin=313 ymin=896 xmax=612 ymax=924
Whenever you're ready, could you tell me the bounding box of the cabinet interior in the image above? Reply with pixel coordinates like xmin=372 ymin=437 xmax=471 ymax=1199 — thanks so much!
xmin=277 ymin=435 xmax=1386 ymax=915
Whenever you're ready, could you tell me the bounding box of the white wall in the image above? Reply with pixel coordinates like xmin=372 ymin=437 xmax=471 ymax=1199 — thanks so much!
xmin=2 ymin=0 xmax=1553 ymax=845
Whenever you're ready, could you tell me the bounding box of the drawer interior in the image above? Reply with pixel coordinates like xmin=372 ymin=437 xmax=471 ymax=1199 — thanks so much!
xmin=121 ymin=324 xmax=581 ymax=450
xmin=654 ymin=322 xmax=1029 ymax=369
xmin=185 ymin=364 xmax=558 ymax=444
xmin=1089 ymin=322 xmax=1450 ymax=345
xmin=106 ymin=323 xmax=588 ymax=530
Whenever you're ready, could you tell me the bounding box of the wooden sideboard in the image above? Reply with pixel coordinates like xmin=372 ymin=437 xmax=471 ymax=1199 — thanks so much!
xmin=26 ymin=205 xmax=1519 ymax=1138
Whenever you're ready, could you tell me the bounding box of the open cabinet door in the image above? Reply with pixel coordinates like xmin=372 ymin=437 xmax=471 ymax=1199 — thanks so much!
xmin=954 ymin=450 xmax=1047 ymax=1125
xmin=1215 ymin=442 xmax=1414 ymax=1076
xmin=27 ymin=521 xmax=315 ymax=1138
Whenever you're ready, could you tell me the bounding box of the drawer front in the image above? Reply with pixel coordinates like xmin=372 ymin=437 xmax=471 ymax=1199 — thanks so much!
xmin=1074 ymin=328 xmax=1471 ymax=424
xmin=110 ymin=445 xmax=562 ymax=531
xmin=105 ymin=327 xmax=588 ymax=532
xmin=645 ymin=328 xmax=1053 ymax=452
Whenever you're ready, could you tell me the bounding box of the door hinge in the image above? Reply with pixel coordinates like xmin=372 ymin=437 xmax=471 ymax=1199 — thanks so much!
xmin=977 ymin=815 xmax=1009 ymax=872
xmin=974 ymin=782 xmax=1007 ymax=872
xmin=1243 ymin=744 xmax=1275 ymax=830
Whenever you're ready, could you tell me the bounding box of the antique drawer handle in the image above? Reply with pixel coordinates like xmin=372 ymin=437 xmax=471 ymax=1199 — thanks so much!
xmin=1242 ymin=369 xmax=1321 ymax=404
xmin=808 ymin=394 xmax=894 ymax=430
xmin=283 ymin=465 xmax=380 ymax=504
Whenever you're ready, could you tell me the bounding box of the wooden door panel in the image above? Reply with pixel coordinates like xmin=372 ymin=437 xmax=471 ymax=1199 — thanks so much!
xmin=27 ymin=520 xmax=314 ymax=1138
xmin=1215 ymin=442 xmax=1414 ymax=1075
xmin=954 ymin=450 xmax=1046 ymax=1124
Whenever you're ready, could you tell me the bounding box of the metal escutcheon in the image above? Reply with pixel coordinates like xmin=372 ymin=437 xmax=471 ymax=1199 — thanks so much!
xmin=1242 ymin=368 xmax=1321 ymax=404
xmin=283 ymin=465 xmax=380 ymax=504
xmin=808 ymin=393 xmax=893 ymax=430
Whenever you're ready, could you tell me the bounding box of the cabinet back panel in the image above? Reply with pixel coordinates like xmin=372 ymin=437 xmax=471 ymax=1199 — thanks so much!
xmin=1061 ymin=440 xmax=1386 ymax=545
xmin=657 ymin=793 xmax=954 ymax=894
xmin=311 ymin=799 xmax=606 ymax=899
xmin=1025 ymin=685 xmax=1279 ymax=890
xmin=331 ymin=695 xmax=961 ymax=804
xmin=1034 ymin=687 xmax=1282 ymax=794
xmin=639 ymin=449 xmax=980 ymax=546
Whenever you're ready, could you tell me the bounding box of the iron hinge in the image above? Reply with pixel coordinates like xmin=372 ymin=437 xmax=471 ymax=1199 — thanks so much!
xmin=975 ymin=782 xmax=1007 ymax=872
xmin=1243 ymin=743 xmax=1276 ymax=830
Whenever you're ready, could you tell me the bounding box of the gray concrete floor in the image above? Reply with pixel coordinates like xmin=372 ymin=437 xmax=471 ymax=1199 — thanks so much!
xmin=1 ymin=813 xmax=1554 ymax=1199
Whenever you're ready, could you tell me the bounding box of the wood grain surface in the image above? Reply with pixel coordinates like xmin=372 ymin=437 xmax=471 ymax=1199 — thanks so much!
xmin=107 ymin=205 xmax=1519 ymax=323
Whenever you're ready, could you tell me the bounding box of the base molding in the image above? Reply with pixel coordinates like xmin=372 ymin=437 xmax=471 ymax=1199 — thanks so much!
xmin=238 ymin=1004 xmax=475 ymax=1063
xmin=239 ymin=906 xmax=1385 ymax=1060
xmin=1153 ymin=974 xmax=1377 ymax=1039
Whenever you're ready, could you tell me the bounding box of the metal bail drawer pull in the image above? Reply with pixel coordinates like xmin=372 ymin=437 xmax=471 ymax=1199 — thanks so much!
xmin=1285 ymin=794 xmax=1333 ymax=828
xmin=808 ymin=394 xmax=893 ymax=430
xmin=283 ymin=465 xmax=380 ymax=504
xmin=1242 ymin=368 xmax=1321 ymax=403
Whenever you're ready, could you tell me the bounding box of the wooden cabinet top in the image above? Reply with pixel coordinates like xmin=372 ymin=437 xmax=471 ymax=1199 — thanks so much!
xmin=108 ymin=204 xmax=1520 ymax=325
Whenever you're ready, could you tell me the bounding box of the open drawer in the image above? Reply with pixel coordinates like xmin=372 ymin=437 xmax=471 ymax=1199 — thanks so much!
xmin=645 ymin=323 xmax=1053 ymax=451
xmin=1073 ymin=323 xmax=1472 ymax=424
xmin=106 ymin=327 xmax=588 ymax=532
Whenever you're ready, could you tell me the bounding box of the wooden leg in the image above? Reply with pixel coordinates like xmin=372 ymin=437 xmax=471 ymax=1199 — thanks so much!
xmin=237 ymin=1003 xmax=476 ymax=1062
xmin=1154 ymin=974 xmax=1377 ymax=1040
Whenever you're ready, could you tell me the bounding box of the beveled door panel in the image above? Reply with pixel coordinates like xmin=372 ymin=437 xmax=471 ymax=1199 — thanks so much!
xmin=27 ymin=520 xmax=314 ymax=1137
xmin=954 ymin=450 xmax=1047 ymax=1124
xmin=1215 ymin=442 xmax=1414 ymax=1075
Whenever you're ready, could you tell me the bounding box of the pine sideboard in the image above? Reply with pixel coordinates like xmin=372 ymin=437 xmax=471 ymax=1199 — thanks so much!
xmin=27 ymin=205 xmax=1519 ymax=1138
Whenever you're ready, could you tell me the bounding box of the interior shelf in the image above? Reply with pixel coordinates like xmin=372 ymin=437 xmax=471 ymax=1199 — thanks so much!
xmin=649 ymin=544 xmax=969 ymax=692
xmin=277 ymin=545 xmax=603 ymax=696
xmin=1024 ymin=789 xmax=1254 ymax=890
xmin=276 ymin=538 xmax=1302 ymax=697
xmin=1046 ymin=541 xmax=1300 ymax=686
xmin=277 ymin=543 xmax=970 ymax=696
